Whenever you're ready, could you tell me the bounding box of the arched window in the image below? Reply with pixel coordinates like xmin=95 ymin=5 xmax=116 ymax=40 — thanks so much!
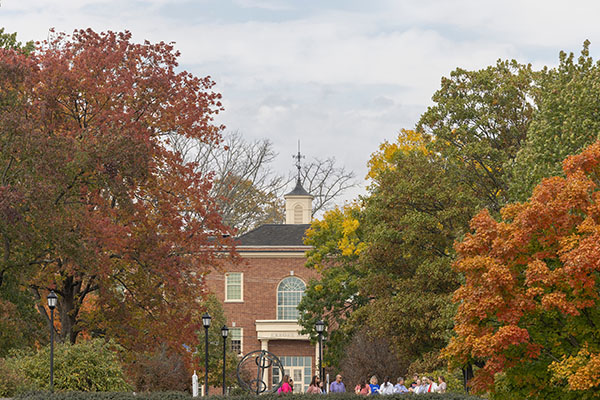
xmin=277 ymin=277 xmax=306 ymax=320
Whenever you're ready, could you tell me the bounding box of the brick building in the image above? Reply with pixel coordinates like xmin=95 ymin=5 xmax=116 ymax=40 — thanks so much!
xmin=206 ymin=178 xmax=320 ymax=393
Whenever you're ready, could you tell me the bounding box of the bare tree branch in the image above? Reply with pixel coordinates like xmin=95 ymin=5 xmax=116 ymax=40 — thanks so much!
xmin=171 ymin=132 xmax=358 ymax=233
xmin=297 ymin=157 xmax=357 ymax=216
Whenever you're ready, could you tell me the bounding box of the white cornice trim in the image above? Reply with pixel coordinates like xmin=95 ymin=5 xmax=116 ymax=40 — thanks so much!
xmin=238 ymin=252 xmax=308 ymax=258
xmin=255 ymin=320 xmax=309 ymax=341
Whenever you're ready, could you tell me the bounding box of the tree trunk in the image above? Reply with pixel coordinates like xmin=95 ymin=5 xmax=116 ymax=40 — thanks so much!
xmin=58 ymin=275 xmax=81 ymax=344
xmin=462 ymin=364 xmax=474 ymax=393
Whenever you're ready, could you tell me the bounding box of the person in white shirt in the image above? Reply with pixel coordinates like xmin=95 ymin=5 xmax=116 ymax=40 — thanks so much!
xmin=436 ymin=376 xmax=447 ymax=393
xmin=412 ymin=379 xmax=424 ymax=394
xmin=379 ymin=376 xmax=395 ymax=395
xmin=423 ymin=377 xmax=437 ymax=393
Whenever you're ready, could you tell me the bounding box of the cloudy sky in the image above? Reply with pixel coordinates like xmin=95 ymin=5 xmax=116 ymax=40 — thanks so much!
xmin=3 ymin=0 xmax=600 ymax=202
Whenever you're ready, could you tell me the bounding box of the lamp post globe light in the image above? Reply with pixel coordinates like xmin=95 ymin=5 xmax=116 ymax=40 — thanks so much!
xmin=315 ymin=320 xmax=325 ymax=383
xmin=221 ymin=325 xmax=229 ymax=395
xmin=202 ymin=313 xmax=211 ymax=396
xmin=47 ymin=291 xmax=58 ymax=393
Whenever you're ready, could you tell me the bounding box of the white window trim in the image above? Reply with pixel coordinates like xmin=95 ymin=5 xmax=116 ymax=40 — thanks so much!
xmin=276 ymin=276 xmax=306 ymax=320
xmin=225 ymin=272 xmax=244 ymax=303
xmin=230 ymin=327 xmax=243 ymax=356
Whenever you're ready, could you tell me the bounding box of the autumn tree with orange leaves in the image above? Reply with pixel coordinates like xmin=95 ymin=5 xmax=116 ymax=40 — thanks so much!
xmin=0 ymin=29 xmax=233 ymax=359
xmin=447 ymin=141 xmax=600 ymax=399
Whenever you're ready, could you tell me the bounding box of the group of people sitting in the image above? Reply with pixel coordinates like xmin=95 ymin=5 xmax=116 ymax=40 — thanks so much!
xmin=279 ymin=373 xmax=346 ymax=394
xmin=278 ymin=373 xmax=447 ymax=394
xmin=355 ymin=374 xmax=447 ymax=395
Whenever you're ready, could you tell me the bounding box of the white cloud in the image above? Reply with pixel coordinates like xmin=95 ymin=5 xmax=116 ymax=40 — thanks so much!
xmin=5 ymin=0 xmax=600 ymax=203
xmin=233 ymin=0 xmax=293 ymax=11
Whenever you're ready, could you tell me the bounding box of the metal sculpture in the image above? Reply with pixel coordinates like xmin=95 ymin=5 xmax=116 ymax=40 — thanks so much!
xmin=236 ymin=350 xmax=285 ymax=394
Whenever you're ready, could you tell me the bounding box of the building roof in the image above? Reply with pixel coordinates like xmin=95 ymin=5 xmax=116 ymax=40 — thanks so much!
xmin=285 ymin=178 xmax=311 ymax=197
xmin=236 ymin=224 xmax=311 ymax=246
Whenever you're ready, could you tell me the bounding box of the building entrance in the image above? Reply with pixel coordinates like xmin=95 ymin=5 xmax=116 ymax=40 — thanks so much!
xmin=272 ymin=356 xmax=312 ymax=393
xmin=285 ymin=366 xmax=304 ymax=393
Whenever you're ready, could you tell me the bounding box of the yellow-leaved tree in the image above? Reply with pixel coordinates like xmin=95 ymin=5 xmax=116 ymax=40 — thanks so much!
xmin=366 ymin=129 xmax=430 ymax=180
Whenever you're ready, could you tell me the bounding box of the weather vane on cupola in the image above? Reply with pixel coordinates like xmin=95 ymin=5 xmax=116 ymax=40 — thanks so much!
xmin=292 ymin=140 xmax=305 ymax=182
xmin=285 ymin=141 xmax=312 ymax=225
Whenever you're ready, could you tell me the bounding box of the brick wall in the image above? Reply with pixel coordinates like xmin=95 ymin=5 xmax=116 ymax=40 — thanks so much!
xmin=268 ymin=340 xmax=316 ymax=357
xmin=205 ymin=250 xmax=321 ymax=385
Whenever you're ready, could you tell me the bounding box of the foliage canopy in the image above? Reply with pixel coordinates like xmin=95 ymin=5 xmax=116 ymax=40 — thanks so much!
xmin=447 ymin=140 xmax=600 ymax=398
xmin=0 ymin=28 xmax=233 ymax=359
xmin=510 ymin=40 xmax=600 ymax=201
xmin=300 ymin=59 xmax=537 ymax=374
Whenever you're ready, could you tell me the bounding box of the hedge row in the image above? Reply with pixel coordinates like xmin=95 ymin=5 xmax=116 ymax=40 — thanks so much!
xmin=17 ymin=392 xmax=486 ymax=400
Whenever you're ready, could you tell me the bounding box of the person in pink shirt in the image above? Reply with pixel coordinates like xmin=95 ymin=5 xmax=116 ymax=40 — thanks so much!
xmin=355 ymin=379 xmax=371 ymax=395
xmin=278 ymin=375 xmax=293 ymax=394
xmin=307 ymin=375 xmax=324 ymax=394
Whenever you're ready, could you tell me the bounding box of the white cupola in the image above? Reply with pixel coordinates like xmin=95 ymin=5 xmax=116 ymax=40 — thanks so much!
xmin=284 ymin=177 xmax=313 ymax=224
xmin=285 ymin=143 xmax=313 ymax=224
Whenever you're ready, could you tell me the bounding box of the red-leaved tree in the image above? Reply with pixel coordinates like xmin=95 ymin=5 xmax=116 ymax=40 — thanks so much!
xmin=446 ymin=141 xmax=600 ymax=398
xmin=0 ymin=29 xmax=234 ymax=357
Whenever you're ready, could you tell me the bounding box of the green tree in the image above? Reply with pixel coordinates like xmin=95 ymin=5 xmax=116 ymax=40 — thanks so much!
xmin=0 ymin=27 xmax=34 ymax=53
xmin=299 ymin=136 xmax=475 ymax=372
xmin=196 ymin=294 xmax=239 ymax=389
xmin=0 ymin=273 xmax=45 ymax=357
xmin=417 ymin=59 xmax=536 ymax=212
xmin=509 ymin=40 xmax=600 ymax=201
xmin=300 ymin=60 xmax=537 ymax=373
xmin=357 ymin=147 xmax=473 ymax=370
xmin=359 ymin=60 xmax=535 ymax=369
xmin=298 ymin=203 xmax=370 ymax=368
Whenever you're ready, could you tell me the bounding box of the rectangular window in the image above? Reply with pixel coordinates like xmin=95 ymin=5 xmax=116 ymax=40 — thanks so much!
xmin=230 ymin=328 xmax=242 ymax=355
xmin=225 ymin=273 xmax=243 ymax=302
xmin=273 ymin=356 xmax=312 ymax=393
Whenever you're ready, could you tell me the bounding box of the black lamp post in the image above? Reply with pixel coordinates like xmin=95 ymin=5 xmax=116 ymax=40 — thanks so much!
xmin=315 ymin=320 xmax=325 ymax=382
xmin=47 ymin=291 xmax=58 ymax=393
xmin=221 ymin=325 xmax=229 ymax=395
xmin=202 ymin=313 xmax=211 ymax=396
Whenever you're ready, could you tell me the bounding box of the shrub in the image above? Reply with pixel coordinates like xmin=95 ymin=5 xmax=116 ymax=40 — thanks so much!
xmin=17 ymin=392 xmax=486 ymax=399
xmin=17 ymin=392 xmax=191 ymax=400
xmin=0 ymin=357 xmax=24 ymax=397
xmin=129 ymin=344 xmax=189 ymax=392
xmin=7 ymin=338 xmax=130 ymax=395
